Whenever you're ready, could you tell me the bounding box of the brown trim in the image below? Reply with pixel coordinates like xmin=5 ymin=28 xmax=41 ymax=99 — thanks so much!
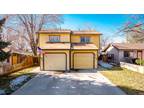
xmin=43 ymin=52 xmax=67 ymax=71
xmin=72 ymin=52 xmax=95 ymax=69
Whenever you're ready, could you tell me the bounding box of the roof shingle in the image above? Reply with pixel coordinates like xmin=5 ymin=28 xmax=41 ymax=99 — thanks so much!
xmin=112 ymin=43 xmax=144 ymax=50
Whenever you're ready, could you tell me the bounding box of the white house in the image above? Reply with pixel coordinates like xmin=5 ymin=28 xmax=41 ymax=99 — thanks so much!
xmin=102 ymin=43 xmax=144 ymax=64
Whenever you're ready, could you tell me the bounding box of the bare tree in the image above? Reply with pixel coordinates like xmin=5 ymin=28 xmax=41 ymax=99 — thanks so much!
xmin=119 ymin=15 xmax=144 ymax=43
xmin=80 ymin=23 xmax=96 ymax=31
xmin=5 ymin=14 xmax=63 ymax=55
xmin=101 ymin=36 xmax=110 ymax=48
xmin=3 ymin=27 xmax=29 ymax=51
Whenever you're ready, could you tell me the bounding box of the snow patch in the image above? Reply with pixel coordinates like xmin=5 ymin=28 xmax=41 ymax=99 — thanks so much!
xmin=10 ymin=75 xmax=29 ymax=90
xmin=98 ymin=61 xmax=113 ymax=69
xmin=0 ymin=89 xmax=5 ymax=95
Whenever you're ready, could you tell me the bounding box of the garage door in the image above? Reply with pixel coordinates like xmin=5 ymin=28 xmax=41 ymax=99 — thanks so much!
xmin=44 ymin=53 xmax=66 ymax=71
xmin=73 ymin=53 xmax=95 ymax=69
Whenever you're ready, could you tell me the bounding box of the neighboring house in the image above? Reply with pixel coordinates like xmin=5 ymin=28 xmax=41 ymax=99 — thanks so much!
xmin=38 ymin=29 xmax=101 ymax=71
xmin=102 ymin=43 xmax=144 ymax=64
xmin=0 ymin=47 xmax=37 ymax=75
xmin=2 ymin=47 xmax=34 ymax=66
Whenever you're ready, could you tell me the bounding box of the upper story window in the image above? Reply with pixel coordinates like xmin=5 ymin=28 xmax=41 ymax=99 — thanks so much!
xmin=80 ymin=37 xmax=90 ymax=43
xmin=49 ymin=36 xmax=60 ymax=42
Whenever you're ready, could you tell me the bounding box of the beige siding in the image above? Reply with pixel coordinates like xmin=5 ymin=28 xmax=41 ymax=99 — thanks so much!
xmin=71 ymin=35 xmax=80 ymax=43
xmin=71 ymin=34 xmax=100 ymax=49
xmin=39 ymin=33 xmax=70 ymax=48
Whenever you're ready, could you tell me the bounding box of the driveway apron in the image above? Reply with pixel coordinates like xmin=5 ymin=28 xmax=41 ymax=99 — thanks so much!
xmin=12 ymin=68 xmax=125 ymax=95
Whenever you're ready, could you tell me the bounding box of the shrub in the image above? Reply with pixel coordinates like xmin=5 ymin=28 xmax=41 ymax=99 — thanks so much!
xmin=135 ymin=59 xmax=144 ymax=66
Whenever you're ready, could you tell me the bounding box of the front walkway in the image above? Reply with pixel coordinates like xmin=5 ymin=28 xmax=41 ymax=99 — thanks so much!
xmin=12 ymin=68 xmax=125 ymax=95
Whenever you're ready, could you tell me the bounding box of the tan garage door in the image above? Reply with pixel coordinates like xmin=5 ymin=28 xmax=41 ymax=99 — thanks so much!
xmin=73 ymin=53 xmax=94 ymax=69
xmin=44 ymin=53 xmax=66 ymax=71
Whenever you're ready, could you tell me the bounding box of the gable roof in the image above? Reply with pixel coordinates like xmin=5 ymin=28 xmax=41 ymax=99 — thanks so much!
xmin=112 ymin=43 xmax=144 ymax=50
xmin=72 ymin=30 xmax=102 ymax=35
xmin=38 ymin=29 xmax=102 ymax=35
xmin=103 ymin=43 xmax=144 ymax=52
xmin=38 ymin=29 xmax=71 ymax=34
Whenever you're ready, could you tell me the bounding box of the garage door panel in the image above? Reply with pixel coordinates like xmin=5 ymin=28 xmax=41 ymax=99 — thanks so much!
xmin=44 ymin=53 xmax=66 ymax=70
xmin=74 ymin=53 xmax=94 ymax=69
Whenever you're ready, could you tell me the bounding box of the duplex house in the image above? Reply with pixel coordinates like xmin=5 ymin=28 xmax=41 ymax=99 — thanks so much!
xmin=38 ymin=29 xmax=101 ymax=71
xmin=102 ymin=43 xmax=144 ymax=64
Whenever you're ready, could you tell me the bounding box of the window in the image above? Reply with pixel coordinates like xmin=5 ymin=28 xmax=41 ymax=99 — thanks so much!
xmin=80 ymin=37 xmax=90 ymax=43
xmin=49 ymin=36 xmax=60 ymax=42
xmin=124 ymin=51 xmax=130 ymax=57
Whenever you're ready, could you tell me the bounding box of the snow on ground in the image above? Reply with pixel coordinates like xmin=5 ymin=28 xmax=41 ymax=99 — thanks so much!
xmin=0 ymin=89 xmax=5 ymax=95
xmin=10 ymin=75 xmax=29 ymax=90
xmin=98 ymin=61 xmax=113 ymax=69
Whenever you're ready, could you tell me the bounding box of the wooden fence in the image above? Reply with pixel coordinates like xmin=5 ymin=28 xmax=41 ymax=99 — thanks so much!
xmin=0 ymin=56 xmax=39 ymax=76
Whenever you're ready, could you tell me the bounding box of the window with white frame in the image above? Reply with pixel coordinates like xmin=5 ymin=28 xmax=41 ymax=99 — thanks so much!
xmin=80 ymin=37 xmax=90 ymax=43
xmin=49 ymin=36 xmax=60 ymax=42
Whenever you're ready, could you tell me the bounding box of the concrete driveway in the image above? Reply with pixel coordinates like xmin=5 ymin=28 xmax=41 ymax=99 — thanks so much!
xmin=13 ymin=68 xmax=125 ymax=95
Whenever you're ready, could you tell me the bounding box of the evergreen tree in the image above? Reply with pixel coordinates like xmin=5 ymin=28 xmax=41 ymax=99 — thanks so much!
xmin=0 ymin=17 xmax=11 ymax=62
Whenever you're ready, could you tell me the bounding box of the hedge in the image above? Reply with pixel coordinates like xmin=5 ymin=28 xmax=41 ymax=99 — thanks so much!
xmin=135 ymin=59 xmax=144 ymax=66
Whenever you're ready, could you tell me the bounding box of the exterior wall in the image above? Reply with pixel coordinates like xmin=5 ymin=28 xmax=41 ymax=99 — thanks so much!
xmin=39 ymin=32 xmax=100 ymax=70
xmin=71 ymin=35 xmax=80 ymax=43
xmin=40 ymin=50 xmax=70 ymax=71
xmin=71 ymin=50 xmax=98 ymax=69
xmin=118 ymin=50 xmax=124 ymax=62
xmin=119 ymin=50 xmax=144 ymax=61
xmin=39 ymin=33 xmax=70 ymax=48
xmin=133 ymin=50 xmax=137 ymax=58
xmin=106 ymin=45 xmax=119 ymax=63
xmin=71 ymin=34 xmax=100 ymax=49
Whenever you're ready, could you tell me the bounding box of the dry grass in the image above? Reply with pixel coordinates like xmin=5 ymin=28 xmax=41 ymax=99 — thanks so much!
xmin=100 ymin=67 xmax=144 ymax=95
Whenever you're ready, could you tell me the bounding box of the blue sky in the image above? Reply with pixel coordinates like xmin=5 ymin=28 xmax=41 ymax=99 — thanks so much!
xmin=61 ymin=14 xmax=132 ymax=42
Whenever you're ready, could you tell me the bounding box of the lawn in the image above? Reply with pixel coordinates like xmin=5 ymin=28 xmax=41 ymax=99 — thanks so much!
xmin=0 ymin=66 xmax=37 ymax=95
xmin=100 ymin=66 xmax=144 ymax=95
